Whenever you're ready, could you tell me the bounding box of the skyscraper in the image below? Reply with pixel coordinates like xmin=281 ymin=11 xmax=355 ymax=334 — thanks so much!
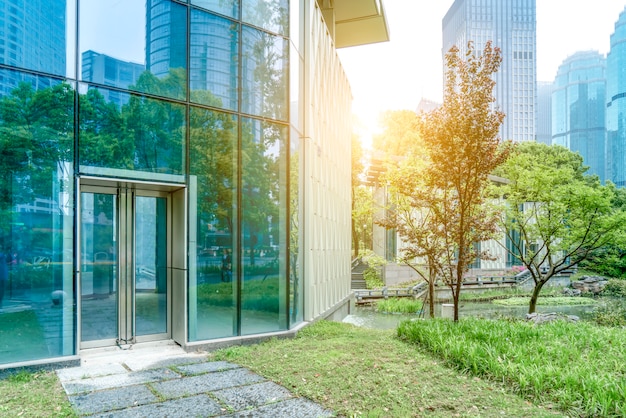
xmin=0 ymin=0 xmax=66 ymax=95
xmin=606 ymin=7 xmax=626 ymax=186
xmin=536 ymin=81 xmax=552 ymax=145
xmin=552 ymin=51 xmax=606 ymax=181
xmin=442 ymin=0 xmax=536 ymax=142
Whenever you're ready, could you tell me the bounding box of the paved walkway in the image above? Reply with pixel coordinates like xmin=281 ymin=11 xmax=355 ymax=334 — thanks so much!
xmin=56 ymin=342 xmax=334 ymax=417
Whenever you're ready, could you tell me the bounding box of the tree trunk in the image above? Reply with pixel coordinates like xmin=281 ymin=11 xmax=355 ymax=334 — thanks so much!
xmin=428 ymin=279 xmax=435 ymax=318
xmin=528 ymin=280 xmax=546 ymax=314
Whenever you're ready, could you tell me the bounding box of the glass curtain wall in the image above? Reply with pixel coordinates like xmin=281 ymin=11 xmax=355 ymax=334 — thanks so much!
xmin=0 ymin=0 xmax=298 ymax=366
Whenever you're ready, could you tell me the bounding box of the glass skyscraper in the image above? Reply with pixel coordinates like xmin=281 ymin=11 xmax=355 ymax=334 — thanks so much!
xmin=442 ymin=0 xmax=536 ymax=142
xmin=607 ymin=7 xmax=626 ymax=187
xmin=552 ymin=51 xmax=606 ymax=181
xmin=0 ymin=0 xmax=388 ymax=369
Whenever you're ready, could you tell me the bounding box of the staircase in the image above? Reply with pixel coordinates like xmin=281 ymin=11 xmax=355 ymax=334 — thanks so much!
xmin=351 ymin=258 xmax=367 ymax=289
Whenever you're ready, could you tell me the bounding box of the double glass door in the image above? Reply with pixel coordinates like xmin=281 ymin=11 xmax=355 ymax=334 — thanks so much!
xmin=80 ymin=185 xmax=170 ymax=348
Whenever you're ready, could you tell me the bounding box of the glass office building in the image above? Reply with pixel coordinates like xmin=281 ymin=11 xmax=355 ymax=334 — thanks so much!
xmin=552 ymin=51 xmax=606 ymax=182
xmin=607 ymin=7 xmax=626 ymax=187
xmin=442 ymin=0 xmax=537 ymax=142
xmin=0 ymin=0 xmax=388 ymax=368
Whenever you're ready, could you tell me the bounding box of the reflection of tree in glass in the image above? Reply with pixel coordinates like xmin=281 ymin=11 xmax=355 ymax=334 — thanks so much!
xmin=289 ymin=145 xmax=299 ymax=322
xmin=243 ymin=27 xmax=288 ymax=121
xmin=244 ymin=0 xmax=288 ymax=35
xmin=241 ymin=119 xmax=283 ymax=266
xmin=0 ymin=82 xmax=73 ymax=211
xmin=190 ymin=104 xmax=236 ymax=236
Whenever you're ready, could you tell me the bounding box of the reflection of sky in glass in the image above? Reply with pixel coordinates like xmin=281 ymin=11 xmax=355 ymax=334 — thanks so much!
xmin=79 ymin=0 xmax=145 ymax=66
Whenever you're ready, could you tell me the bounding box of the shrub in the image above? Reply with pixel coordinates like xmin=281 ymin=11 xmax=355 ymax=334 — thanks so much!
xmin=375 ymin=298 xmax=422 ymax=314
xmin=591 ymin=300 xmax=626 ymax=327
xmin=361 ymin=251 xmax=385 ymax=289
xmin=602 ymin=279 xmax=626 ymax=297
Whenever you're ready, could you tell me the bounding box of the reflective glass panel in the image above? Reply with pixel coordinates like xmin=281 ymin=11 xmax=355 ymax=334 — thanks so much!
xmin=79 ymin=0 xmax=187 ymax=101
xmin=190 ymin=10 xmax=239 ymax=111
xmin=242 ymin=26 xmax=288 ymax=121
xmin=78 ymin=86 xmax=186 ymax=181
xmin=240 ymin=117 xmax=288 ymax=335
xmin=188 ymin=106 xmax=238 ymax=340
xmin=80 ymin=192 xmax=117 ymax=342
xmin=135 ymin=196 xmax=168 ymax=336
xmin=289 ymin=128 xmax=302 ymax=326
xmin=0 ymin=70 xmax=75 ymax=365
xmin=0 ymin=0 xmax=75 ymax=79
xmin=191 ymin=0 xmax=238 ymax=19
xmin=242 ymin=0 xmax=288 ymax=36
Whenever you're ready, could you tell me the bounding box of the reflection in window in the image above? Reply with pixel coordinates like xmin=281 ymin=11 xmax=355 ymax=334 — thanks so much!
xmin=191 ymin=0 xmax=239 ymax=20
xmin=189 ymin=107 xmax=238 ymax=340
xmin=79 ymin=86 xmax=186 ymax=178
xmin=0 ymin=0 xmax=70 ymax=80
xmin=242 ymin=0 xmax=288 ymax=36
xmin=190 ymin=9 xmax=239 ymax=111
xmin=240 ymin=117 xmax=288 ymax=335
xmin=290 ymin=128 xmax=302 ymax=326
xmin=79 ymin=0 xmax=187 ymax=101
xmin=0 ymin=69 xmax=75 ymax=365
xmin=242 ymin=26 xmax=288 ymax=121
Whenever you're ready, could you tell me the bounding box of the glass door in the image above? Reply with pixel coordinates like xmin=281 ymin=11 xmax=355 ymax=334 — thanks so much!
xmin=80 ymin=185 xmax=170 ymax=349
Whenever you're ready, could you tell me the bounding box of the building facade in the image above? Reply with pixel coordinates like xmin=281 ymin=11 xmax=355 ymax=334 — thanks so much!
xmin=552 ymin=51 xmax=606 ymax=181
xmin=0 ymin=0 xmax=388 ymax=369
xmin=442 ymin=0 xmax=536 ymax=142
xmin=536 ymin=81 xmax=552 ymax=145
xmin=607 ymin=7 xmax=626 ymax=187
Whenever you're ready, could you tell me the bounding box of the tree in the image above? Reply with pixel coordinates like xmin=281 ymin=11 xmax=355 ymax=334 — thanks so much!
xmin=493 ymin=142 xmax=626 ymax=313
xmin=418 ymin=41 xmax=510 ymax=321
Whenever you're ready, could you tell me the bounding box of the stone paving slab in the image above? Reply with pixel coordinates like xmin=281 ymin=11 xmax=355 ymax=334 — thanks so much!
xmin=68 ymin=385 xmax=157 ymax=415
xmin=175 ymin=360 xmax=240 ymax=376
xmin=226 ymin=397 xmax=334 ymax=418
xmin=56 ymin=362 xmax=129 ymax=381
xmin=62 ymin=368 xmax=180 ymax=395
xmin=213 ymin=381 xmax=293 ymax=410
xmin=90 ymin=394 xmax=225 ymax=418
xmin=152 ymin=367 xmax=265 ymax=399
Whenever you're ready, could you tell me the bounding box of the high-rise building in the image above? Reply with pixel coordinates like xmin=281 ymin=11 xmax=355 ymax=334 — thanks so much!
xmin=606 ymin=7 xmax=626 ymax=186
xmin=552 ymin=51 xmax=606 ymax=181
xmin=0 ymin=0 xmax=66 ymax=95
xmin=536 ymin=81 xmax=552 ymax=145
xmin=442 ymin=0 xmax=536 ymax=142
xmin=81 ymin=50 xmax=145 ymax=107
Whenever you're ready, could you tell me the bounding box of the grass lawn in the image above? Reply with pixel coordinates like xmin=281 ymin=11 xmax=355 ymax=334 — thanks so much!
xmin=492 ymin=296 xmax=598 ymax=306
xmin=0 ymin=371 xmax=75 ymax=417
xmin=398 ymin=318 xmax=626 ymax=417
xmin=214 ymin=320 xmax=561 ymax=417
xmin=0 ymin=310 xmax=49 ymax=363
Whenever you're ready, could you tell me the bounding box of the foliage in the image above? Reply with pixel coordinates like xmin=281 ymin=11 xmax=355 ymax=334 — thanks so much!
xmin=398 ymin=317 xmax=626 ymax=417
xmin=602 ymin=279 xmax=626 ymax=297
xmin=375 ymin=297 xmax=423 ymax=314
xmin=492 ymin=296 xmax=597 ymax=306
xmin=493 ymin=141 xmax=626 ymax=314
xmin=196 ymin=276 xmax=281 ymax=312
xmin=361 ymin=251 xmax=386 ymax=289
xmin=591 ymin=299 xmax=626 ymax=326
xmin=214 ymin=320 xmax=559 ymax=417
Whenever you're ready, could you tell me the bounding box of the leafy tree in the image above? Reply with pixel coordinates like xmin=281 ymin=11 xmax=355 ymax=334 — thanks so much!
xmin=494 ymin=142 xmax=626 ymax=313
xmin=418 ymin=41 xmax=510 ymax=321
xmin=372 ymin=110 xmax=420 ymax=157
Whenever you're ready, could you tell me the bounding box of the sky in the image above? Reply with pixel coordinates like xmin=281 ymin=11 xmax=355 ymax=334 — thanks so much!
xmin=337 ymin=0 xmax=626 ymax=142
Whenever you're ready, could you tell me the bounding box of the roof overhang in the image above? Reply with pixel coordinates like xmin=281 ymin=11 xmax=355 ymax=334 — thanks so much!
xmin=331 ymin=0 xmax=390 ymax=48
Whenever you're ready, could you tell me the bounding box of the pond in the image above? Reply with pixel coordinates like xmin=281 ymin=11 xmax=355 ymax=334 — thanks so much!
xmin=343 ymin=300 xmax=601 ymax=330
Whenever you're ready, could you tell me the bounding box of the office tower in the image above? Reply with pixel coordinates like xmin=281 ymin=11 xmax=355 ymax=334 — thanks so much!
xmin=536 ymin=81 xmax=552 ymax=145
xmin=81 ymin=50 xmax=145 ymax=106
xmin=0 ymin=0 xmax=66 ymax=95
xmin=552 ymin=51 xmax=606 ymax=181
xmin=606 ymin=7 xmax=626 ymax=186
xmin=442 ymin=0 xmax=536 ymax=142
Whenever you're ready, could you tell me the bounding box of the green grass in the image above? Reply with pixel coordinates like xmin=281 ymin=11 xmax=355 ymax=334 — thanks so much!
xmin=492 ymin=296 xmax=598 ymax=306
xmin=398 ymin=318 xmax=626 ymax=417
xmin=458 ymin=287 xmax=563 ymax=302
xmin=0 ymin=371 xmax=75 ymax=417
xmin=375 ymin=297 xmax=423 ymax=314
xmin=214 ymin=320 xmax=561 ymax=417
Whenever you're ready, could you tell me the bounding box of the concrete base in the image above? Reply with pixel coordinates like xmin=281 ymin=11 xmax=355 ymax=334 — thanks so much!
xmin=441 ymin=303 xmax=455 ymax=320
